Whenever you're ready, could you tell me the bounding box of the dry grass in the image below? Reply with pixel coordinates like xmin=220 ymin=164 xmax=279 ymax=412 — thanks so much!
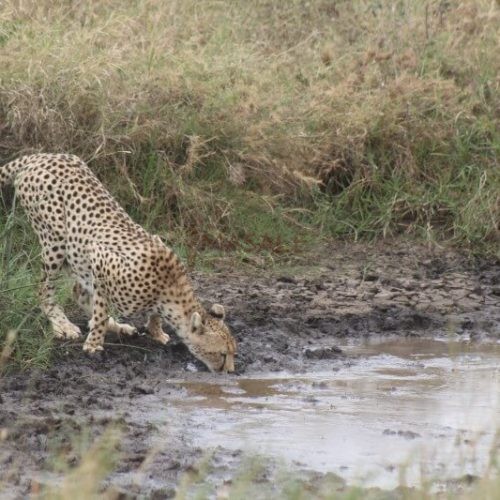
xmin=0 ymin=0 xmax=498 ymax=254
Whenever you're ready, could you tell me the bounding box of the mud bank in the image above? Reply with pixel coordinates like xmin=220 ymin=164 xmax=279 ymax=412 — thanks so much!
xmin=1 ymin=243 xmax=499 ymax=497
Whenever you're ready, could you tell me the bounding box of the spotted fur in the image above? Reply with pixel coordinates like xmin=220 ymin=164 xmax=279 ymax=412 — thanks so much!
xmin=0 ymin=154 xmax=236 ymax=372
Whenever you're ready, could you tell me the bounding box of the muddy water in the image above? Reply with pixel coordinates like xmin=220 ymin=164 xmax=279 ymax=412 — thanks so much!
xmin=165 ymin=339 xmax=500 ymax=489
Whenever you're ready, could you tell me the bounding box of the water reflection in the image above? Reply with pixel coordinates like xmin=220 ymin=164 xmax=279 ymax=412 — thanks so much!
xmin=172 ymin=338 xmax=500 ymax=488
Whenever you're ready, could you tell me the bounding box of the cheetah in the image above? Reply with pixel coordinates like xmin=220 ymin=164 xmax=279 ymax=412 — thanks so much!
xmin=0 ymin=153 xmax=236 ymax=373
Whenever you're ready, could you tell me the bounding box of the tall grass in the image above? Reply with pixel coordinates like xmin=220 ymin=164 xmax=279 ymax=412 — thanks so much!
xmin=0 ymin=0 xmax=497 ymax=255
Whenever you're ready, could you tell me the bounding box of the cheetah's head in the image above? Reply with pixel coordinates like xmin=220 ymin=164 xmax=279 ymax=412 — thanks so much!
xmin=185 ymin=304 xmax=237 ymax=373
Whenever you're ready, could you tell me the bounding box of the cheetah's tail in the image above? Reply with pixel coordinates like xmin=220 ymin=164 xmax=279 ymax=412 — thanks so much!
xmin=0 ymin=156 xmax=28 ymax=189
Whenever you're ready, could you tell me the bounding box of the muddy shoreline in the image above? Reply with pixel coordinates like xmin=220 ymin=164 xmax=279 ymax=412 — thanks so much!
xmin=1 ymin=243 xmax=499 ymax=497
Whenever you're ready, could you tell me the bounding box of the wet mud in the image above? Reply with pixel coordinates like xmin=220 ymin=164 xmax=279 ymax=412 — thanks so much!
xmin=0 ymin=243 xmax=499 ymax=497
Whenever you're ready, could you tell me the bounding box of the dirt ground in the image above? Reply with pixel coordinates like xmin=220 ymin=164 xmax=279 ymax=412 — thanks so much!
xmin=0 ymin=242 xmax=499 ymax=498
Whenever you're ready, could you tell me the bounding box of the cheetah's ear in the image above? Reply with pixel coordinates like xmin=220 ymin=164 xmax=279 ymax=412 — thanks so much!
xmin=209 ymin=304 xmax=225 ymax=320
xmin=191 ymin=312 xmax=203 ymax=333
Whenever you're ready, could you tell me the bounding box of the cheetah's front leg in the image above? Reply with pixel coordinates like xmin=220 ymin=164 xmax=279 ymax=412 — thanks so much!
xmin=146 ymin=314 xmax=170 ymax=345
xmin=74 ymin=282 xmax=137 ymax=338
xmin=83 ymin=286 xmax=108 ymax=354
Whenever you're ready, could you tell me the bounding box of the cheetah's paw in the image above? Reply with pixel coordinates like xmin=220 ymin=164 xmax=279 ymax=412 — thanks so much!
xmin=52 ymin=321 xmax=81 ymax=340
xmin=152 ymin=331 xmax=170 ymax=345
xmin=82 ymin=342 xmax=104 ymax=354
xmin=108 ymin=318 xmax=137 ymax=336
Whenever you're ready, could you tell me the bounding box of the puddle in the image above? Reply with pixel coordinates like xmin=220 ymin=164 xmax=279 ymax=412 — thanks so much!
xmin=165 ymin=339 xmax=500 ymax=489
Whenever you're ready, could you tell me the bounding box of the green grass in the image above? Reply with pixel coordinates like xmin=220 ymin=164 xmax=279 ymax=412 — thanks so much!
xmin=0 ymin=199 xmax=54 ymax=370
